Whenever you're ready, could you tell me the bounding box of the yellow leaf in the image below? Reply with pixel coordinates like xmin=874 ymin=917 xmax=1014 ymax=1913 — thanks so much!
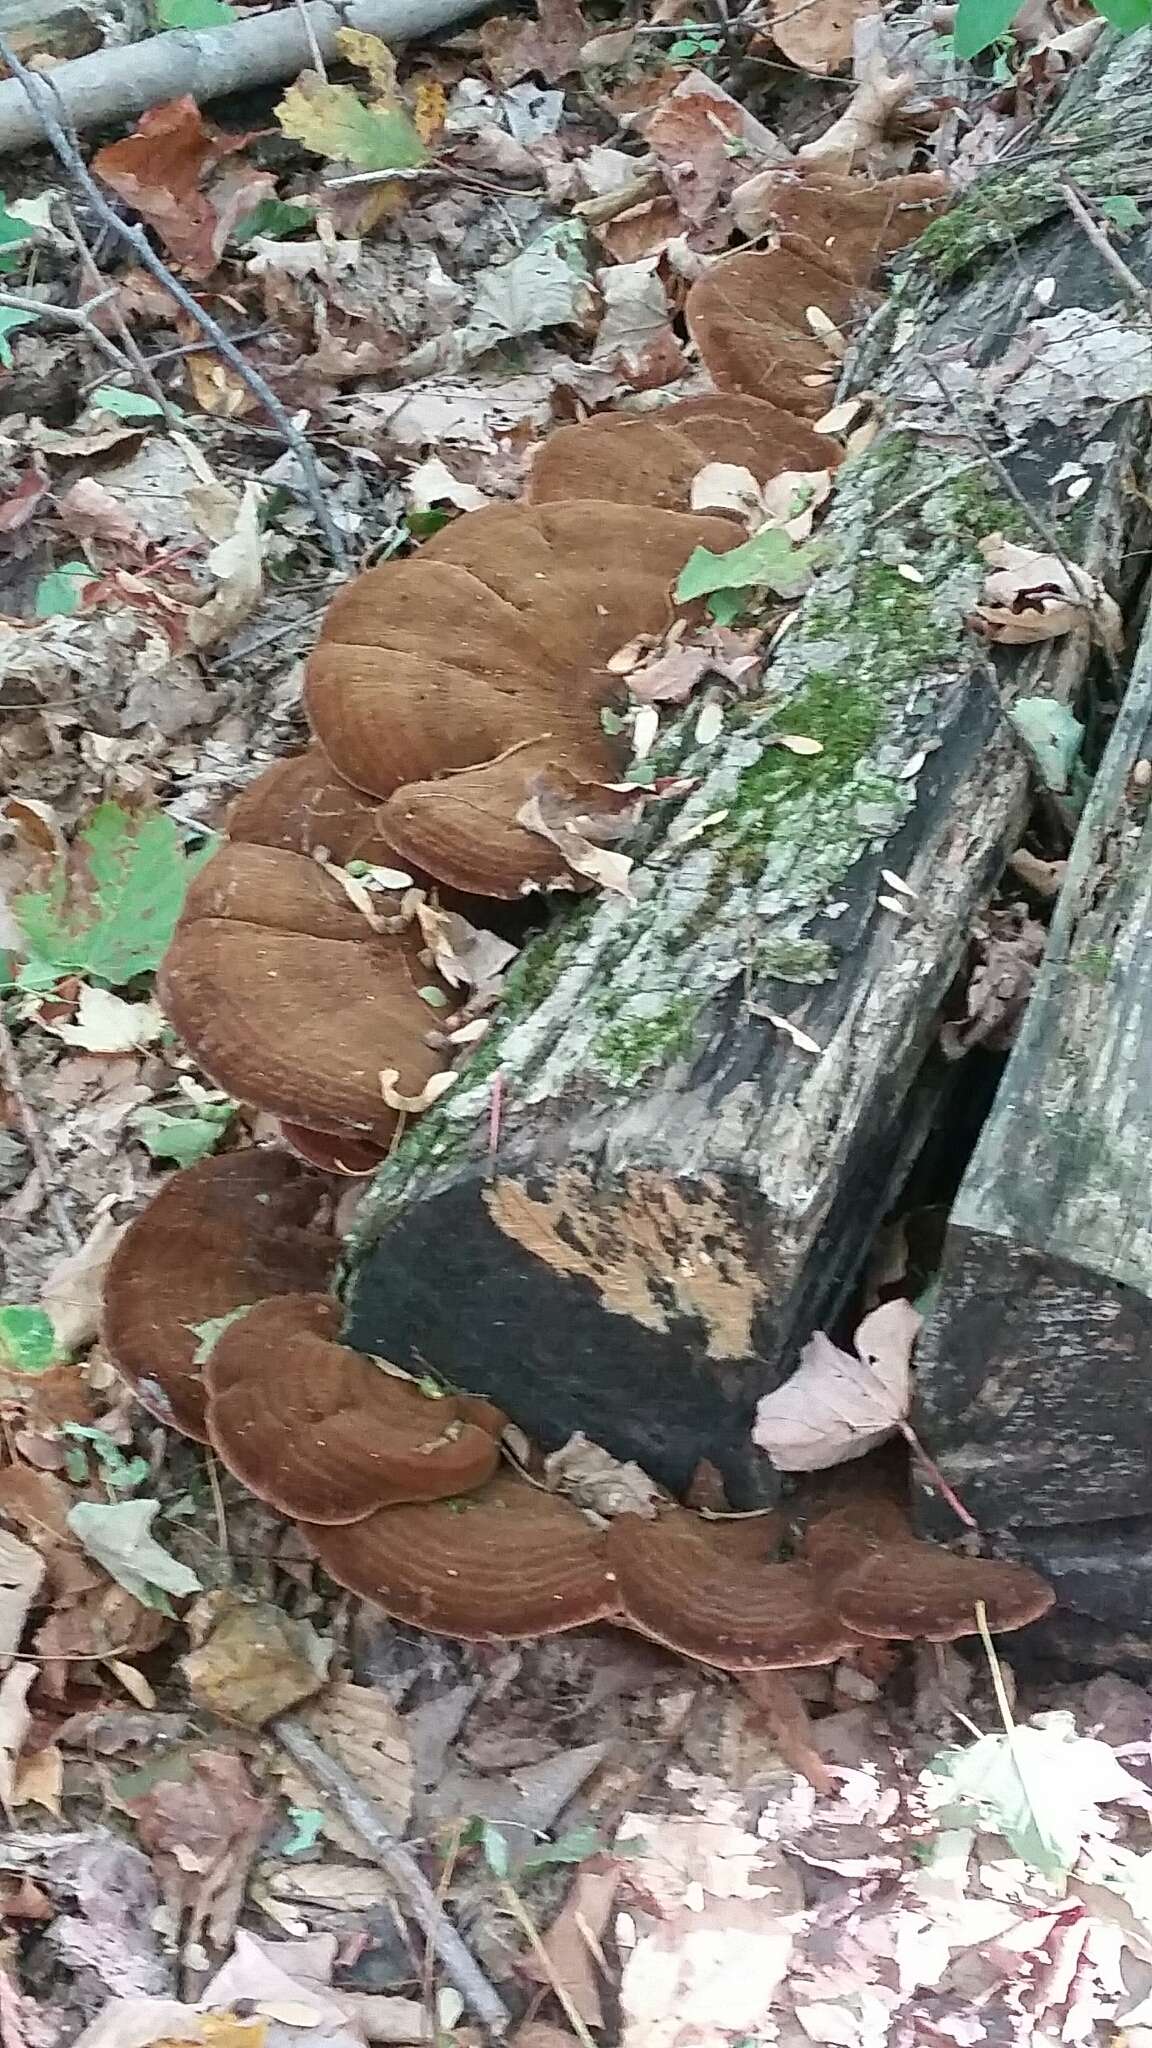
xmin=276 ymin=75 xmax=428 ymax=171
xmin=335 ymin=26 xmax=399 ymax=96
xmin=413 ymin=78 xmax=447 ymax=144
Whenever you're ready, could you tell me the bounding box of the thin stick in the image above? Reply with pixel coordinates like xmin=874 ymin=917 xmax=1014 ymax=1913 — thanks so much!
xmin=0 ymin=36 xmax=347 ymax=570
xmin=274 ymin=1717 xmax=511 ymax=2036
xmin=0 ymin=1008 xmax=80 ymax=1253
xmin=294 ymin=0 xmax=328 ymax=75
xmin=0 ymin=288 xmax=129 ymax=373
xmin=1061 ymin=182 xmax=1152 ymax=315
xmin=496 ymin=1880 xmax=597 ymax=2048
xmin=57 ymin=198 xmax=178 ymax=422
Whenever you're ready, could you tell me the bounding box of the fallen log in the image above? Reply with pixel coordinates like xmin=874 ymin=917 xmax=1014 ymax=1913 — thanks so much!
xmin=914 ymin=593 xmax=1152 ymax=1666
xmin=342 ymin=35 xmax=1152 ymax=1508
xmin=0 ymin=0 xmax=491 ymax=155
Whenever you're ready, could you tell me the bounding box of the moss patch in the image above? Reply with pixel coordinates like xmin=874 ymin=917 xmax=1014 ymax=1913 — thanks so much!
xmin=592 ymin=994 xmax=698 ymax=1083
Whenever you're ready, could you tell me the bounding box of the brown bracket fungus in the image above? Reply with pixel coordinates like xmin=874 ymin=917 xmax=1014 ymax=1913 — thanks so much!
xmin=303 ymin=501 xmax=738 ymax=896
xmin=685 ymin=248 xmax=876 ymax=416
xmin=301 ymin=1467 xmax=620 ymax=1640
xmin=102 ymin=1150 xmax=334 ymax=1440
xmin=226 ymin=745 xmax=407 ymax=870
xmin=606 ymin=1509 xmax=855 ymax=1670
xmin=730 ymin=171 xmax=950 ymax=282
xmin=159 ymin=841 xmax=450 ymax=1143
xmin=205 ymin=1292 xmax=503 ymax=1522
xmin=526 ymin=396 xmax=841 ymax=516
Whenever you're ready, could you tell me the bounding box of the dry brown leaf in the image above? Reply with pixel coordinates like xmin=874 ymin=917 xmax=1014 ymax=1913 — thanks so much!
xmin=481 ymin=0 xmax=591 ymax=84
xmin=92 ymin=99 xmax=275 ymax=280
xmin=39 ymin=1208 xmax=128 ymax=1353
xmin=752 ymin=1298 xmax=921 ymax=1470
xmin=643 ymin=71 xmax=788 ymax=230
xmin=0 ymin=1528 xmax=46 ymax=1659
xmin=0 ymin=1663 xmax=35 ymax=1815
xmin=517 ymin=773 xmax=644 ymax=896
xmin=271 ymin=1680 xmax=413 ymax=1846
xmin=522 ymin=1862 xmax=621 ymax=2026
xmin=543 ymin=1433 xmax=667 ymax=1519
xmin=124 ymin=1746 xmax=271 ymax=1958
xmin=57 ymin=480 xmax=148 ymax=551
xmin=970 ymin=534 xmax=1122 ymax=649
xmin=798 ymin=69 xmax=916 ymax=173
xmin=766 ymin=0 xmax=881 ymax=72
xmin=180 ymin=1593 xmax=332 ymax=1729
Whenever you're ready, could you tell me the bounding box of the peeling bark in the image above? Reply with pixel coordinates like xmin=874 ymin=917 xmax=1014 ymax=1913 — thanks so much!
xmin=344 ymin=34 xmax=1152 ymax=1505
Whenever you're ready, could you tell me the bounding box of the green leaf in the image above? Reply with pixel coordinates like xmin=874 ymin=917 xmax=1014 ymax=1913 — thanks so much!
xmin=520 ymin=1825 xmax=603 ymax=1872
xmin=1092 ymin=0 xmax=1152 ymax=29
xmin=479 ymin=1819 xmax=511 ymax=1878
xmin=0 ymin=193 xmax=32 ymax=275
xmin=0 ymin=1306 xmax=58 ymax=1374
xmin=707 ymin=588 xmax=748 ymax=626
xmin=89 ymin=386 xmax=168 ymax=419
xmin=34 ymin=560 xmax=93 ymax=618
xmin=676 ymin=527 xmax=817 ymax=605
xmin=0 ymin=306 xmax=38 ymax=368
xmin=276 ymin=77 xmax=429 ymax=171
xmin=1099 ymin=193 xmax=1143 ymax=232
xmin=156 ymin=0 xmax=237 ymax=22
xmin=283 ymin=1806 xmax=326 ymax=1856
xmin=133 ymin=1103 xmax=234 ymax=1166
xmin=952 ymin=0 xmax=1020 ymax=58
xmin=232 ymin=198 xmax=316 ymax=244
xmin=12 ymin=804 xmax=216 ymax=988
xmin=58 ymin=1424 xmax=150 ymax=1494
xmin=67 ymin=1497 xmax=202 ymax=1609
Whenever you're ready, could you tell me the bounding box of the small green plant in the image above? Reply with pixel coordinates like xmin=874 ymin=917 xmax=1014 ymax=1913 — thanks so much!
xmin=59 ymin=1423 xmax=150 ymax=1494
xmin=667 ymin=21 xmax=723 ymax=59
xmin=954 ymin=0 xmax=1152 ymax=59
xmin=0 ymin=1306 xmax=60 ymax=1374
xmin=0 ymin=195 xmax=33 ymax=275
xmin=0 ymin=306 xmax=35 ymax=367
xmin=34 ymin=561 xmax=94 ymax=618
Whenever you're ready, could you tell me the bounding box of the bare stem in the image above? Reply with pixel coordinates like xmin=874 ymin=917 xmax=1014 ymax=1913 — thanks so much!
xmin=0 ymin=287 xmax=129 ymax=373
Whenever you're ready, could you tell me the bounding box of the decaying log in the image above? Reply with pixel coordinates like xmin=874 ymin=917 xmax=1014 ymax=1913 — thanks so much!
xmin=0 ymin=0 xmax=492 ymax=156
xmin=914 ymin=595 xmax=1152 ymax=1665
xmin=343 ymin=36 xmax=1152 ymax=1507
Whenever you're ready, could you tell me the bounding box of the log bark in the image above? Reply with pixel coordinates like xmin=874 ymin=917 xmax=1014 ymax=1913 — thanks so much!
xmin=913 ymin=588 xmax=1152 ymax=1663
xmin=0 ymin=0 xmax=492 ymax=154
xmin=343 ymin=34 xmax=1152 ymax=1508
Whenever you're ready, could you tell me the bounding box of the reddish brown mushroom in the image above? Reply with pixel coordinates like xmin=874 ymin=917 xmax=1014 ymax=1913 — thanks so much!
xmin=731 ymin=171 xmax=950 ymax=283
xmin=685 ymin=249 xmax=876 ymax=417
xmin=608 ymin=1508 xmax=854 ymax=1669
xmin=205 ymin=1293 xmax=502 ymax=1522
xmin=159 ymin=842 xmax=450 ymax=1143
xmin=303 ymin=500 xmax=738 ymax=897
xmin=526 ymin=396 xmax=841 ymax=517
xmin=804 ymin=1469 xmax=1055 ymax=1641
xmin=227 ymin=746 xmax=407 ymax=870
xmin=102 ymin=1150 xmax=333 ymax=1440
xmin=277 ymin=1122 xmax=387 ymax=1177
xmin=301 ymin=1467 xmax=619 ymax=1639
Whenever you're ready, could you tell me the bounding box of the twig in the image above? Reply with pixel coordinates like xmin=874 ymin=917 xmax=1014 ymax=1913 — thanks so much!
xmin=294 ymin=0 xmax=328 ymax=75
xmin=0 ymin=288 xmax=129 ymax=373
xmin=496 ymin=1879 xmax=597 ymax=2048
xmin=1061 ymin=181 xmax=1152 ymax=315
xmin=274 ymin=1716 xmax=511 ymax=2036
xmin=57 ymin=197 xmax=178 ymax=421
xmin=0 ymin=35 xmax=348 ymax=570
xmin=0 ymin=1007 xmax=81 ymax=1253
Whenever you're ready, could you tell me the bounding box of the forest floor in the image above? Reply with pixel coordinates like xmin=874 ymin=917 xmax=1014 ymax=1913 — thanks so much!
xmin=2 ymin=0 xmax=1152 ymax=2041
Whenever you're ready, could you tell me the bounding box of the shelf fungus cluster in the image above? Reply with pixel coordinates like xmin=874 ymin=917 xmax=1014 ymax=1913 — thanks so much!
xmin=114 ymin=169 xmax=1040 ymax=1666
xmin=104 ymin=1155 xmax=1054 ymax=1670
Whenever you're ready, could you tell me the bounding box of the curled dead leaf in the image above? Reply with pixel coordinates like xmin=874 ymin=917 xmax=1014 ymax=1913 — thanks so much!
xmin=970 ymin=534 xmax=1122 ymax=651
xmin=379 ymin=1069 xmax=458 ymax=1113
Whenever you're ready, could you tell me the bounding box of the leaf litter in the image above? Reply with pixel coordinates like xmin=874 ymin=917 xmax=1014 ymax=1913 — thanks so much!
xmin=0 ymin=0 xmax=1149 ymax=2037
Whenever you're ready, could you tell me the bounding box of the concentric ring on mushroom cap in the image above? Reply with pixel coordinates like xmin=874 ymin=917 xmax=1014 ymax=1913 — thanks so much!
xmin=102 ymin=1150 xmax=333 ymax=1441
xmin=206 ymin=1293 xmax=502 ymax=1524
xmin=303 ymin=501 xmax=738 ymax=894
xmin=805 ymin=1503 xmax=1056 ymax=1641
xmin=527 ymin=395 xmax=841 ymax=516
xmin=685 ymin=249 xmax=875 ymax=417
xmin=607 ymin=1508 xmax=855 ymax=1669
xmin=158 ymin=842 xmax=450 ymax=1143
xmin=301 ymin=1467 xmax=618 ymax=1639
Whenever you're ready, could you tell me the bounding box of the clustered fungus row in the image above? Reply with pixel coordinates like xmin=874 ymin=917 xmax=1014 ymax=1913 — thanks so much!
xmin=104 ymin=1154 xmax=1054 ymax=1659
xmin=102 ymin=169 xmax=1059 ymax=1669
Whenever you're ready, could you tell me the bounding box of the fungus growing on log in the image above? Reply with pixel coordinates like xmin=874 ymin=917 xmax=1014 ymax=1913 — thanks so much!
xmin=205 ymin=1292 xmax=502 ymax=1522
xmin=301 ymin=1467 xmax=619 ymax=1638
xmin=102 ymin=1151 xmax=333 ymax=1439
xmin=526 ymin=396 xmax=840 ymax=516
xmin=685 ymin=248 xmax=874 ymax=415
xmin=159 ymin=842 xmax=450 ymax=1143
xmin=303 ymin=501 xmax=737 ymax=896
xmin=730 ymin=170 xmax=950 ymax=281
xmin=227 ymin=746 xmax=405 ymax=869
xmin=807 ymin=1498 xmax=1055 ymax=1640
xmin=606 ymin=1509 xmax=854 ymax=1669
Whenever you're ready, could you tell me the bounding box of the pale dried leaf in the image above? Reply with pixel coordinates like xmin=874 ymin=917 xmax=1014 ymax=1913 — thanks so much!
xmin=752 ymin=1298 xmax=921 ymax=1470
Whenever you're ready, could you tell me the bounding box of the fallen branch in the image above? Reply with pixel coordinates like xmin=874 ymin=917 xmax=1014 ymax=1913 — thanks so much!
xmin=0 ymin=32 xmax=347 ymax=568
xmin=273 ymin=1716 xmax=512 ymax=2037
xmin=0 ymin=0 xmax=493 ymax=155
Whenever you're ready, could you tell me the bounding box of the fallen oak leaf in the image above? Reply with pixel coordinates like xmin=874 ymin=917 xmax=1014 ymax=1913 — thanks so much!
xmin=970 ymin=533 xmax=1122 ymax=651
xmin=752 ymin=1298 xmax=921 ymax=1470
xmin=797 ymin=69 xmax=917 ymax=174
